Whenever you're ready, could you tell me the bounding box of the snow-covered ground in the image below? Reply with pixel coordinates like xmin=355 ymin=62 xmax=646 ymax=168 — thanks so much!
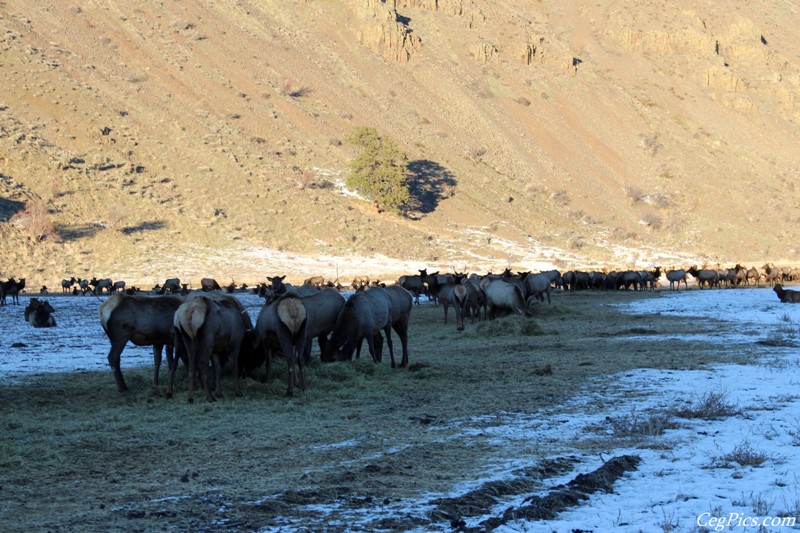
xmin=480 ymin=288 xmax=800 ymax=532
xmin=2 ymin=287 xmax=799 ymax=531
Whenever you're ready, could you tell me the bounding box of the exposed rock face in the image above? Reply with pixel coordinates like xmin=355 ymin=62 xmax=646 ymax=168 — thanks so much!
xmin=355 ymin=0 xmax=422 ymax=62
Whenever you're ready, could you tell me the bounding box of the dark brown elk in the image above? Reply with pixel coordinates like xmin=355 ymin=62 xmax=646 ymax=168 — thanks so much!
xmin=77 ymin=278 xmax=90 ymax=295
xmin=99 ymin=293 xmax=184 ymax=392
xmin=61 ymin=277 xmax=76 ymax=293
xmin=267 ymin=275 xmax=288 ymax=294
xmin=638 ymin=267 xmax=661 ymax=290
xmin=382 ymin=285 xmax=413 ymax=367
xmin=161 ymin=278 xmax=181 ymax=294
xmin=298 ymin=288 xmax=345 ymax=363
xmin=398 ymin=269 xmax=427 ymax=305
xmin=324 ymin=286 xmax=396 ymax=364
xmin=773 ymin=284 xmax=800 ymax=303
xmin=1 ymin=278 xmax=25 ymax=305
xmin=688 ymin=267 xmax=719 ymax=289
xmin=170 ymin=294 xmax=256 ymax=402
xmin=112 ymin=280 xmax=126 ymax=293
xmin=24 ymin=298 xmax=56 ymax=328
xmin=524 ymin=272 xmax=553 ymax=304
xmin=618 ymin=270 xmax=642 ymax=290
xmin=254 ymin=293 xmax=308 ymax=396
xmin=201 ymin=278 xmax=221 ymax=292
xmin=482 ymin=279 xmax=528 ymax=318
xmin=666 ymin=268 xmax=688 ymax=291
xmin=90 ymin=277 xmax=113 ymax=294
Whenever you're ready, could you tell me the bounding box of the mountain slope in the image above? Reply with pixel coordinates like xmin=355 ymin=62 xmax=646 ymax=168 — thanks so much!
xmin=1 ymin=0 xmax=799 ymax=286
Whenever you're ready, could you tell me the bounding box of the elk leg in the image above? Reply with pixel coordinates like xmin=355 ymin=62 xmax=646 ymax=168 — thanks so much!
xmin=367 ymin=332 xmax=382 ymax=364
xmin=107 ymin=341 xmax=128 ymax=392
xmin=152 ymin=344 xmax=163 ymax=386
xmin=212 ymin=353 xmax=223 ymax=400
xmin=383 ymin=326 xmax=396 ymax=368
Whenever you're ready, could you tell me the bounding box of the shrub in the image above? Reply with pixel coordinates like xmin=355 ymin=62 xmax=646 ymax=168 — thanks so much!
xmin=10 ymin=199 xmax=59 ymax=241
xmin=346 ymin=126 xmax=410 ymax=214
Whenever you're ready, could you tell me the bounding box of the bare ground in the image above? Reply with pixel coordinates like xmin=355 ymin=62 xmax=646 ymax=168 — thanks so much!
xmin=0 ymin=289 xmax=759 ymax=532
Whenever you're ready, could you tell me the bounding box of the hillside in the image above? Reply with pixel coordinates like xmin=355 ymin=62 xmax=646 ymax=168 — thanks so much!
xmin=1 ymin=0 xmax=799 ymax=287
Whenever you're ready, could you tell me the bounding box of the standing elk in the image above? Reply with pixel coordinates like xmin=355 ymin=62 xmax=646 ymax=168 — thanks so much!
xmin=324 ymin=286 xmax=397 ymax=365
xmin=99 ymin=293 xmax=184 ymax=392
xmin=482 ymin=279 xmax=528 ymax=318
xmin=254 ymin=293 xmax=308 ymax=396
xmin=1 ymin=278 xmax=25 ymax=306
xmin=524 ymin=272 xmax=553 ymax=304
xmin=61 ymin=277 xmax=76 ymax=293
xmin=112 ymin=280 xmax=127 ymax=293
xmin=665 ymin=268 xmax=688 ymax=291
xmin=90 ymin=277 xmax=113 ymax=294
xmin=398 ymin=269 xmax=427 ymax=305
xmin=298 ymin=288 xmax=345 ymax=364
xmin=688 ymin=267 xmax=719 ymax=289
xmin=170 ymin=294 xmax=256 ymax=403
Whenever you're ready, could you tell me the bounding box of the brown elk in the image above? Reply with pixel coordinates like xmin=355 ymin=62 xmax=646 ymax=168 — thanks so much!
xmin=99 ymin=293 xmax=184 ymax=392
xmin=482 ymin=279 xmax=528 ymax=318
xmin=254 ymin=293 xmax=308 ymax=396
xmin=170 ymin=294 xmax=256 ymax=402
xmin=773 ymin=284 xmax=800 ymax=303
xmin=24 ymin=298 xmax=56 ymax=328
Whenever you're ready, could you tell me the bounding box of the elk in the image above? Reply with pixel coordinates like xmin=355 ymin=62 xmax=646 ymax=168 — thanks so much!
xmin=99 ymin=293 xmax=184 ymax=392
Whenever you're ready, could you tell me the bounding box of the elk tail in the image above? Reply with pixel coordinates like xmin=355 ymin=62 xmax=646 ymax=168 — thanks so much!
xmin=277 ymin=297 xmax=307 ymax=336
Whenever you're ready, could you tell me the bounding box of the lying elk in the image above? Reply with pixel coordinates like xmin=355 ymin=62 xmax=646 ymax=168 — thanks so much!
xmin=24 ymin=298 xmax=56 ymax=328
xmin=170 ymin=294 xmax=256 ymax=402
xmin=201 ymin=278 xmax=222 ymax=292
xmin=303 ymin=275 xmax=325 ymax=288
xmin=773 ymin=284 xmax=800 ymax=303
xmin=99 ymin=293 xmax=184 ymax=392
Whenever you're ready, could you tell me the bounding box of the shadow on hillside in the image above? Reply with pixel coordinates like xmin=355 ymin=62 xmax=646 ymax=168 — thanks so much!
xmin=406 ymin=159 xmax=457 ymax=218
xmin=0 ymin=197 xmax=25 ymax=222
xmin=122 ymin=220 xmax=167 ymax=235
xmin=58 ymin=223 xmax=102 ymax=241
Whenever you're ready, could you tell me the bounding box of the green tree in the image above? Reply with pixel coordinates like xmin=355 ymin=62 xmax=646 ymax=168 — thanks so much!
xmin=346 ymin=126 xmax=410 ymax=214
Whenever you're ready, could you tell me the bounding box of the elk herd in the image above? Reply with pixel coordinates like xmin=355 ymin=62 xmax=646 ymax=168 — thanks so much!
xmin=1 ymin=262 xmax=798 ymax=401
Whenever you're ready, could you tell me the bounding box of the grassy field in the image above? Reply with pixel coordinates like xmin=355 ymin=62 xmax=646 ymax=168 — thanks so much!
xmin=0 ymin=289 xmax=755 ymax=532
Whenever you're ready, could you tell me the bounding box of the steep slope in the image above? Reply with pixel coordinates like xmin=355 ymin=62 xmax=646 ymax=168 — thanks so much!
xmin=1 ymin=0 xmax=799 ymax=286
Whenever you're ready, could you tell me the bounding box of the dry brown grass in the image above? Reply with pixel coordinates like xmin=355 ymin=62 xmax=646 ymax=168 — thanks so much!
xmin=0 ymin=289 xmax=754 ymax=531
